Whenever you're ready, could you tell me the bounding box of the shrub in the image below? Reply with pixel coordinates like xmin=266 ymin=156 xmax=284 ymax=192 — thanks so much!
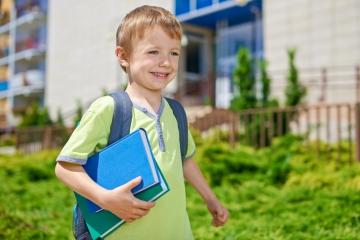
xmin=285 ymin=48 xmax=306 ymax=106
xmin=19 ymin=102 xmax=53 ymax=127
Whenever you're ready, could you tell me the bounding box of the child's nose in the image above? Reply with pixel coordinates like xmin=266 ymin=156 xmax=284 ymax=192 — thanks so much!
xmin=159 ymin=55 xmax=170 ymax=67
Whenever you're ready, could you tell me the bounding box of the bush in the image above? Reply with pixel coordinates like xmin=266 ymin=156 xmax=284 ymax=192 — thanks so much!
xmin=285 ymin=48 xmax=306 ymax=106
xmin=0 ymin=135 xmax=15 ymax=147
xmin=19 ymin=102 xmax=53 ymax=128
xmin=0 ymin=150 xmax=74 ymax=239
xmin=230 ymin=48 xmax=257 ymax=111
xmin=196 ymin=133 xmax=356 ymax=188
xmin=1 ymin=134 xmax=360 ymax=239
xmin=188 ymin=134 xmax=360 ymax=239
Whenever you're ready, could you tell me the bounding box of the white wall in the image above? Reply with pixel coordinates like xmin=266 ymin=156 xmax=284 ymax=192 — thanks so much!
xmin=46 ymin=0 xmax=173 ymax=119
xmin=264 ymin=0 xmax=360 ymax=104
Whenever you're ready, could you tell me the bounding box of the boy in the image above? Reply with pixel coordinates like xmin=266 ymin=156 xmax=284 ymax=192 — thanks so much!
xmin=55 ymin=5 xmax=228 ymax=240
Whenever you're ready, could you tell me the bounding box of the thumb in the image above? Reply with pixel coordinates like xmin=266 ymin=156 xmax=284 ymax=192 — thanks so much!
xmin=217 ymin=208 xmax=224 ymax=217
xmin=218 ymin=208 xmax=228 ymax=222
xmin=123 ymin=176 xmax=142 ymax=191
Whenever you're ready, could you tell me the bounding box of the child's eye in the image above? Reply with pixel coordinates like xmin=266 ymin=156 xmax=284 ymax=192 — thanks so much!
xmin=148 ymin=50 xmax=159 ymax=55
xmin=170 ymin=52 xmax=179 ymax=56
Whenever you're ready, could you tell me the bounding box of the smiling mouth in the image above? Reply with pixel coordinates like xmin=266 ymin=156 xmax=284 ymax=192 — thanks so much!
xmin=151 ymin=72 xmax=169 ymax=78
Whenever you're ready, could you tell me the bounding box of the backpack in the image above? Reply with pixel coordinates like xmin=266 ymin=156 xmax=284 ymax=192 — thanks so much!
xmin=73 ymin=91 xmax=189 ymax=240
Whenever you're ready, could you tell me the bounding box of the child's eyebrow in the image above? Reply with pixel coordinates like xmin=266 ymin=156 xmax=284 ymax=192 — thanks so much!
xmin=144 ymin=45 xmax=160 ymax=49
xmin=145 ymin=45 xmax=180 ymax=51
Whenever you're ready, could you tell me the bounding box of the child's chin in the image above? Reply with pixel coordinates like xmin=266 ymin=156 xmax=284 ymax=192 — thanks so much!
xmin=152 ymin=79 xmax=170 ymax=86
xmin=148 ymin=82 xmax=169 ymax=91
xmin=152 ymin=76 xmax=169 ymax=81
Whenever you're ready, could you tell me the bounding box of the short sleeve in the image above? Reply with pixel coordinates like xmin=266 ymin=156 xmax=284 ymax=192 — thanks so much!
xmin=184 ymin=128 xmax=196 ymax=160
xmin=56 ymin=96 xmax=114 ymax=164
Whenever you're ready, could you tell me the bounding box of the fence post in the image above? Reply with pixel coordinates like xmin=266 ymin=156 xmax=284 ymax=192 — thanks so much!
xmin=355 ymin=102 xmax=360 ymax=162
xmin=229 ymin=112 xmax=235 ymax=147
xmin=42 ymin=126 xmax=52 ymax=150
xmin=356 ymin=66 xmax=360 ymax=102
xmin=320 ymin=68 xmax=327 ymax=102
xmin=14 ymin=129 xmax=20 ymax=150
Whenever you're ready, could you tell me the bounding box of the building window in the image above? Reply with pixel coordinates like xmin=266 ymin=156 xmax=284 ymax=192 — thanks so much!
xmin=175 ymin=0 xmax=190 ymax=15
xmin=196 ymin=0 xmax=212 ymax=10
xmin=186 ymin=40 xmax=201 ymax=75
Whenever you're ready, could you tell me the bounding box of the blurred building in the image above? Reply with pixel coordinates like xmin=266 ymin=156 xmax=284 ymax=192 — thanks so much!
xmin=45 ymin=0 xmax=174 ymax=123
xmin=45 ymin=0 xmax=262 ymax=121
xmin=264 ymin=0 xmax=360 ymax=104
xmin=0 ymin=0 xmax=47 ymax=129
xmin=1 ymin=0 xmax=360 ymax=128
xmin=177 ymin=0 xmax=360 ymax=107
xmin=176 ymin=0 xmax=262 ymax=107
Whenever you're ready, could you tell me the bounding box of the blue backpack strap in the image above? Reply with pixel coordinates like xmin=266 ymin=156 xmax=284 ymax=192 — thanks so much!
xmin=73 ymin=91 xmax=132 ymax=240
xmin=110 ymin=93 xmax=188 ymax=161
xmin=73 ymin=204 xmax=92 ymax=239
xmin=165 ymin=97 xmax=188 ymax=162
xmin=109 ymin=91 xmax=133 ymax=144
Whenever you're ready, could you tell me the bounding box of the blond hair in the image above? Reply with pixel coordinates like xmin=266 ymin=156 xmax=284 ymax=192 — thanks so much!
xmin=116 ymin=5 xmax=182 ymax=52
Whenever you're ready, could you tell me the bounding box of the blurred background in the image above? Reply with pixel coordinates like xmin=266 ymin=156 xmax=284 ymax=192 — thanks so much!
xmin=0 ymin=1 xmax=360 ymax=239
xmin=0 ymin=0 xmax=359 ymax=129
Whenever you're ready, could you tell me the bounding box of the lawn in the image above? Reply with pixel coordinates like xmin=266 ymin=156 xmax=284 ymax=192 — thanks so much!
xmin=0 ymin=135 xmax=359 ymax=239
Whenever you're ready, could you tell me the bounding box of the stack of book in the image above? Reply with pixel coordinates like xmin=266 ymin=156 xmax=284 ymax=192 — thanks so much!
xmin=75 ymin=128 xmax=169 ymax=239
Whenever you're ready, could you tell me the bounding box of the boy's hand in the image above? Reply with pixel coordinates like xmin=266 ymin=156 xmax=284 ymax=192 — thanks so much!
xmin=101 ymin=176 xmax=155 ymax=223
xmin=206 ymin=197 xmax=229 ymax=227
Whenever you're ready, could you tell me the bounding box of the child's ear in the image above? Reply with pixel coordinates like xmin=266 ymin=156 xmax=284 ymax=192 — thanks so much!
xmin=115 ymin=46 xmax=129 ymax=68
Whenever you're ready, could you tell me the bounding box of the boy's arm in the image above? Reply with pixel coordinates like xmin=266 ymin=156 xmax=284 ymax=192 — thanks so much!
xmin=183 ymin=158 xmax=229 ymax=227
xmin=55 ymin=161 xmax=155 ymax=222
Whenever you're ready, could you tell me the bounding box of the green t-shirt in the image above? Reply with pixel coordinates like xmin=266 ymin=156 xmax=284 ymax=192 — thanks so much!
xmin=57 ymin=96 xmax=196 ymax=240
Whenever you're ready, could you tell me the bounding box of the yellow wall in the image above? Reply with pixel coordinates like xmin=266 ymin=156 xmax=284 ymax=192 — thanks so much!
xmin=1 ymin=0 xmax=13 ymax=12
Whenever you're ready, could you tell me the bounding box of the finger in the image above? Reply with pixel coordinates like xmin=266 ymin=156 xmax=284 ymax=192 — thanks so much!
xmin=216 ymin=212 xmax=225 ymax=222
xmin=215 ymin=216 xmax=226 ymax=225
xmin=123 ymin=176 xmax=142 ymax=191
xmin=220 ymin=209 xmax=229 ymax=222
xmin=213 ymin=214 xmax=226 ymax=226
xmin=212 ymin=219 xmax=224 ymax=227
xmin=216 ymin=219 xmax=225 ymax=226
xmin=132 ymin=208 xmax=150 ymax=218
xmin=126 ymin=218 xmax=135 ymax=223
xmin=215 ymin=210 xmax=223 ymax=219
xmin=128 ymin=215 xmax=144 ymax=223
xmin=211 ymin=219 xmax=221 ymax=227
xmin=215 ymin=207 xmax=227 ymax=221
xmin=133 ymin=198 xmax=155 ymax=210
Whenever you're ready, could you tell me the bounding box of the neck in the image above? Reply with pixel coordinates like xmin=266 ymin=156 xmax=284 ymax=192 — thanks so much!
xmin=125 ymin=83 xmax=162 ymax=113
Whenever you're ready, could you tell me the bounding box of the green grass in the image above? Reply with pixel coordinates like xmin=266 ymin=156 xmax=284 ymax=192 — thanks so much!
xmin=1 ymin=136 xmax=360 ymax=239
xmin=187 ymin=134 xmax=360 ymax=239
xmin=187 ymin=183 xmax=360 ymax=240
xmin=0 ymin=151 xmax=73 ymax=239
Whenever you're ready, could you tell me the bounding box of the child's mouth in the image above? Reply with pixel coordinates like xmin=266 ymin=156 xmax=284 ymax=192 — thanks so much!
xmin=151 ymin=72 xmax=169 ymax=79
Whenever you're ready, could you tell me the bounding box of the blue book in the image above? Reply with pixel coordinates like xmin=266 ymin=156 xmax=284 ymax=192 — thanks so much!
xmin=75 ymin=161 xmax=169 ymax=239
xmin=83 ymin=128 xmax=160 ymax=213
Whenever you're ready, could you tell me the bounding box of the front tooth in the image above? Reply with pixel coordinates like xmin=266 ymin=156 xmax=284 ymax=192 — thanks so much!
xmin=155 ymin=73 xmax=165 ymax=77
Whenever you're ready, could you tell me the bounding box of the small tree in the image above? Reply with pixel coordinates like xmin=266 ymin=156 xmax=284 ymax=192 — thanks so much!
xmin=73 ymin=100 xmax=83 ymax=128
xmin=19 ymin=102 xmax=53 ymax=127
xmin=54 ymin=107 xmax=70 ymax=145
xmin=259 ymin=59 xmax=271 ymax=107
xmin=285 ymin=48 xmax=306 ymax=106
xmin=102 ymin=88 xmax=109 ymax=96
xmin=230 ymin=48 xmax=283 ymax=147
xmin=38 ymin=107 xmax=53 ymax=126
xmin=230 ymin=48 xmax=257 ymax=111
xmin=56 ymin=108 xmax=64 ymax=126
xmin=19 ymin=102 xmax=40 ymax=127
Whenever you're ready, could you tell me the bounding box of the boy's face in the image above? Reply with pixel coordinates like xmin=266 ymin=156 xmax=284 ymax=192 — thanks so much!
xmin=117 ymin=26 xmax=181 ymax=93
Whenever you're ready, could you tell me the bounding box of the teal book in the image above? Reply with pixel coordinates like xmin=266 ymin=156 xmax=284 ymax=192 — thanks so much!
xmin=75 ymin=128 xmax=170 ymax=239
xmin=75 ymin=162 xmax=169 ymax=239
xmin=83 ymin=128 xmax=160 ymax=213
